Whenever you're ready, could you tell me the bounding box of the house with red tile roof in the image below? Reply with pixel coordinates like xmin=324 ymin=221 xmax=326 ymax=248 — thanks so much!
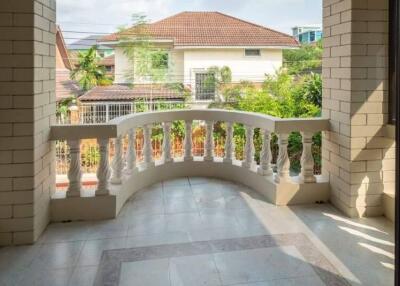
xmin=56 ymin=26 xmax=83 ymax=102
xmin=84 ymin=11 xmax=298 ymax=104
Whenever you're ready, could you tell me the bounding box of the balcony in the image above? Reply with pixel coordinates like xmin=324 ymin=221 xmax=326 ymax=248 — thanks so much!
xmin=0 ymin=175 xmax=394 ymax=285
xmin=0 ymin=0 xmax=397 ymax=285
xmin=50 ymin=109 xmax=330 ymax=221
xmin=0 ymin=110 xmax=393 ymax=285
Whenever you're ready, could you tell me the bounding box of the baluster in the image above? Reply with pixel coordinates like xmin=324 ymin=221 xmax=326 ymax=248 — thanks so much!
xmin=242 ymin=125 xmax=255 ymax=169
xmin=96 ymin=138 xmax=110 ymax=196
xmin=300 ymin=132 xmax=316 ymax=183
xmin=258 ymin=129 xmax=273 ymax=176
xmin=110 ymin=135 xmax=123 ymax=184
xmin=67 ymin=140 xmax=81 ymax=197
xmin=223 ymin=122 xmax=234 ymax=163
xmin=163 ymin=122 xmax=172 ymax=163
xmin=143 ymin=124 xmax=155 ymax=168
xmin=184 ymin=120 xmax=193 ymax=161
xmin=274 ymin=133 xmax=291 ymax=183
xmin=126 ymin=128 xmax=138 ymax=172
xmin=204 ymin=120 xmax=214 ymax=161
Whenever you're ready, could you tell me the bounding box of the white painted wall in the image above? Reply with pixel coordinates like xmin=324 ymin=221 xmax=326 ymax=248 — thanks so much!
xmin=114 ymin=47 xmax=132 ymax=84
xmin=114 ymin=47 xmax=185 ymax=84
xmin=169 ymin=49 xmax=184 ymax=83
xmin=114 ymin=47 xmax=283 ymax=97
xmin=183 ymin=48 xmax=283 ymax=86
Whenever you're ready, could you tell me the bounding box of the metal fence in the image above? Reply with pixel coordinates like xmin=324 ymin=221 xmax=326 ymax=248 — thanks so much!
xmin=57 ymin=100 xmax=186 ymax=124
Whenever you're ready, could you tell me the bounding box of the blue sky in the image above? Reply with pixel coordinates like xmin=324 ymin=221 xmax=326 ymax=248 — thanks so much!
xmin=58 ymin=0 xmax=322 ymax=44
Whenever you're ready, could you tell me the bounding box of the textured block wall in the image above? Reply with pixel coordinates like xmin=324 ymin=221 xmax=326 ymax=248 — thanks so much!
xmin=322 ymin=0 xmax=394 ymax=217
xmin=0 ymin=0 xmax=56 ymax=245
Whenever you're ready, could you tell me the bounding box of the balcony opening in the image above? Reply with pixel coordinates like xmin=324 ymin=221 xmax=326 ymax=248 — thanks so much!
xmin=0 ymin=0 xmax=396 ymax=285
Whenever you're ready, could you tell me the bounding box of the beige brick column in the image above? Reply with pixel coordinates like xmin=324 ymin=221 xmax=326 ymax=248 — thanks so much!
xmin=0 ymin=0 xmax=56 ymax=245
xmin=322 ymin=0 xmax=394 ymax=217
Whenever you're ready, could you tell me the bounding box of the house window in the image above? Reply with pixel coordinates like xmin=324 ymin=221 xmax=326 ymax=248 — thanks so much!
xmin=151 ymin=52 xmax=169 ymax=70
xmin=195 ymin=73 xmax=215 ymax=100
xmin=245 ymin=49 xmax=261 ymax=57
xmin=310 ymin=31 xmax=315 ymax=42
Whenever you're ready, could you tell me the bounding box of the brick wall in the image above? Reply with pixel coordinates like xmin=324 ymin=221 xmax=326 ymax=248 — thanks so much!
xmin=0 ymin=0 xmax=56 ymax=245
xmin=322 ymin=0 xmax=395 ymax=217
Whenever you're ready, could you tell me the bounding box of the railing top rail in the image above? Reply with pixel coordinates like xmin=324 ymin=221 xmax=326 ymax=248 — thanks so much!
xmin=79 ymin=100 xmax=185 ymax=106
xmin=50 ymin=123 xmax=118 ymax=140
xmin=50 ymin=109 xmax=330 ymax=140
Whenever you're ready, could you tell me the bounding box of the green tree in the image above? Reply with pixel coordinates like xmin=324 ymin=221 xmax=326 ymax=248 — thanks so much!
xmin=119 ymin=14 xmax=171 ymax=84
xmin=283 ymin=41 xmax=322 ymax=75
xmin=234 ymin=70 xmax=322 ymax=173
xmin=238 ymin=70 xmax=320 ymax=118
xmin=70 ymin=47 xmax=106 ymax=91
xmin=204 ymin=66 xmax=232 ymax=95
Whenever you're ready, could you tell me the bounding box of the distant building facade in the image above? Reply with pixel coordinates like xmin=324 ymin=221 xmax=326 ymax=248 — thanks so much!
xmin=68 ymin=35 xmax=115 ymax=58
xmin=56 ymin=26 xmax=82 ymax=102
xmin=98 ymin=11 xmax=299 ymax=103
xmin=292 ymin=25 xmax=322 ymax=44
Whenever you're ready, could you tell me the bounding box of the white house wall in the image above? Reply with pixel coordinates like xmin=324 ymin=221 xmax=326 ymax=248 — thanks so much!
xmin=114 ymin=47 xmax=184 ymax=84
xmin=114 ymin=47 xmax=132 ymax=84
xmin=114 ymin=47 xmax=282 ymax=85
xmin=183 ymin=48 xmax=283 ymax=86
xmin=168 ymin=49 xmax=184 ymax=83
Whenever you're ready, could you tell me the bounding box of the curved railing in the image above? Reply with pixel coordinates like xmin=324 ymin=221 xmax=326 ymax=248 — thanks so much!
xmin=50 ymin=109 xmax=330 ymax=220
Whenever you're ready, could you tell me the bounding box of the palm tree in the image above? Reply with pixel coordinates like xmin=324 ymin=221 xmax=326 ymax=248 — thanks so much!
xmin=70 ymin=46 xmax=105 ymax=91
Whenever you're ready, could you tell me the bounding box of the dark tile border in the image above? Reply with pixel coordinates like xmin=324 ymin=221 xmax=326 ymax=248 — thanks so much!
xmin=94 ymin=233 xmax=350 ymax=286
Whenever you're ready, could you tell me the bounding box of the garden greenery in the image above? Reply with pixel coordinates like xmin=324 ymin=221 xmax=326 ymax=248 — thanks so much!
xmin=216 ymin=68 xmax=323 ymax=174
xmin=70 ymin=47 xmax=108 ymax=91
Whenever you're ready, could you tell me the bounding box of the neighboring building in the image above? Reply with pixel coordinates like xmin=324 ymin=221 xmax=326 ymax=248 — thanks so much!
xmin=99 ymin=54 xmax=115 ymax=77
xmin=77 ymin=84 xmax=186 ymax=123
xmin=68 ymin=35 xmax=116 ymax=78
xmin=68 ymin=35 xmax=115 ymax=58
xmin=292 ymin=25 xmax=323 ymax=44
xmin=69 ymin=51 xmax=115 ymax=78
xmin=56 ymin=26 xmax=82 ymax=102
xmin=96 ymin=11 xmax=298 ymax=103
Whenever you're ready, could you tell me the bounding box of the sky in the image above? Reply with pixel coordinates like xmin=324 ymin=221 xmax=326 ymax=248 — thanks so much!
xmin=57 ymin=0 xmax=322 ymax=45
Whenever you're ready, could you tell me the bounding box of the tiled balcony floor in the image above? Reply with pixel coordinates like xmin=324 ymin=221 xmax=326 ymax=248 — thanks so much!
xmin=0 ymin=177 xmax=395 ymax=286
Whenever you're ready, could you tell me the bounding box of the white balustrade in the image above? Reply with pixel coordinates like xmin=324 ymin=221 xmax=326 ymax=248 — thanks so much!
xmin=223 ymin=122 xmax=234 ymax=164
xmin=204 ymin=120 xmax=214 ymax=161
xmin=110 ymin=135 xmax=123 ymax=184
xmin=242 ymin=125 xmax=255 ymax=169
xmin=96 ymin=138 xmax=110 ymax=196
xmin=52 ymin=110 xmax=329 ymax=202
xmin=300 ymin=132 xmax=316 ymax=183
xmin=163 ymin=122 xmax=173 ymax=163
xmin=274 ymin=133 xmax=291 ymax=183
xmin=67 ymin=140 xmax=81 ymax=197
xmin=126 ymin=128 xmax=138 ymax=173
xmin=258 ymin=129 xmax=273 ymax=176
xmin=143 ymin=124 xmax=155 ymax=168
xmin=184 ymin=120 xmax=193 ymax=161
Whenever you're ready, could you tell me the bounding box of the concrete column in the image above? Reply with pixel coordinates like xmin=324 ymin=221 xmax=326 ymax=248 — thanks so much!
xmin=322 ymin=0 xmax=394 ymax=217
xmin=0 ymin=0 xmax=56 ymax=245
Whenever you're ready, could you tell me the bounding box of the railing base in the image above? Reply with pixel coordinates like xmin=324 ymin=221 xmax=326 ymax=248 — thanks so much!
xmin=51 ymin=158 xmax=330 ymax=222
xmin=51 ymin=195 xmax=116 ymax=222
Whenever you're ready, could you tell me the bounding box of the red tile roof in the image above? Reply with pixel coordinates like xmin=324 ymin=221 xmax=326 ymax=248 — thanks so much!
xmin=99 ymin=54 xmax=115 ymax=66
xmin=79 ymin=84 xmax=186 ymax=102
xmin=56 ymin=69 xmax=83 ymax=102
xmin=100 ymin=12 xmax=298 ymax=47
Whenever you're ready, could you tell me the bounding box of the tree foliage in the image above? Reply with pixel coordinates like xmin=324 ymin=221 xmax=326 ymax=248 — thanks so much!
xmin=238 ymin=69 xmax=321 ymax=118
xmin=283 ymin=41 xmax=322 ymax=75
xmin=223 ymin=69 xmax=323 ymax=173
xmin=119 ymin=14 xmax=171 ymax=83
xmin=70 ymin=47 xmax=107 ymax=91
